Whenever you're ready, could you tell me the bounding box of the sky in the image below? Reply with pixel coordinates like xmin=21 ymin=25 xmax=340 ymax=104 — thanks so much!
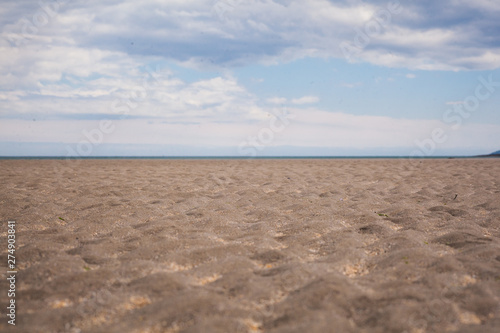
xmin=1 ymin=0 xmax=500 ymax=157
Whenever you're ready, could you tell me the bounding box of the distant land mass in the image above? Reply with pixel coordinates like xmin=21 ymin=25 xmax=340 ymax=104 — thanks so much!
xmin=476 ymin=150 xmax=500 ymax=157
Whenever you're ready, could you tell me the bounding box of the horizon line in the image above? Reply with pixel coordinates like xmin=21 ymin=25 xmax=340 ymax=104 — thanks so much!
xmin=1 ymin=155 xmax=498 ymax=160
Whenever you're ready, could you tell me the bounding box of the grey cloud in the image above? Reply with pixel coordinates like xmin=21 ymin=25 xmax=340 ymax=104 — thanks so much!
xmin=1 ymin=0 xmax=499 ymax=70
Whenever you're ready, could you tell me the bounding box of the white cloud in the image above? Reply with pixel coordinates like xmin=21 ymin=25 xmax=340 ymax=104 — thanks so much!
xmin=1 ymin=70 xmax=269 ymax=122
xmin=291 ymin=96 xmax=319 ymax=105
xmin=2 ymin=0 xmax=497 ymax=72
xmin=2 ymin=110 xmax=499 ymax=154
xmin=406 ymin=74 xmax=416 ymax=79
xmin=0 ymin=0 xmax=498 ymax=109
xmin=266 ymin=97 xmax=287 ymax=105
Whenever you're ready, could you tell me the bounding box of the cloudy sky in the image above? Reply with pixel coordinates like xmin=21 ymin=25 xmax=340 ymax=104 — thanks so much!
xmin=1 ymin=0 xmax=500 ymax=156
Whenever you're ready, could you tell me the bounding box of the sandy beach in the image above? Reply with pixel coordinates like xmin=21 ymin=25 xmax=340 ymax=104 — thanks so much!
xmin=0 ymin=158 xmax=499 ymax=333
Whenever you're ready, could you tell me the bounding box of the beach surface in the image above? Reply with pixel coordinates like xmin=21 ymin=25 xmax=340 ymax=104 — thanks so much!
xmin=1 ymin=158 xmax=499 ymax=332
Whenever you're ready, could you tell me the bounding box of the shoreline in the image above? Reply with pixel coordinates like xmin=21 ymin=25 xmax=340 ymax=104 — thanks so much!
xmin=0 ymin=155 xmax=497 ymax=160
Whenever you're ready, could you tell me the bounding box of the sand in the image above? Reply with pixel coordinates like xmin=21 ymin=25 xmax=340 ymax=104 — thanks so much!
xmin=0 ymin=158 xmax=499 ymax=332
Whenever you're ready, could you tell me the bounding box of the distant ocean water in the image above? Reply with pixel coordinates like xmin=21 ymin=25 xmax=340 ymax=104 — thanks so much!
xmin=0 ymin=156 xmax=477 ymax=160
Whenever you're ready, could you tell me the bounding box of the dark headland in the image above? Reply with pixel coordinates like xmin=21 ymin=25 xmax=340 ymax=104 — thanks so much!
xmin=476 ymin=150 xmax=500 ymax=157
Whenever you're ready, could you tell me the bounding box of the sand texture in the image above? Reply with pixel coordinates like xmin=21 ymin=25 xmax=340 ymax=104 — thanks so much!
xmin=1 ymin=158 xmax=500 ymax=332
